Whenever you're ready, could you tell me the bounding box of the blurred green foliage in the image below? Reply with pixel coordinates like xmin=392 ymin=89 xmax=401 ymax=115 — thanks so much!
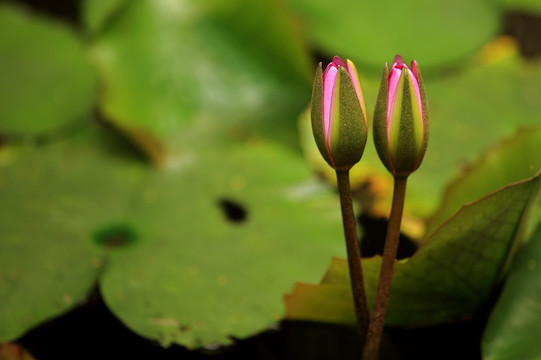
xmin=289 ymin=0 xmax=500 ymax=70
xmin=0 ymin=0 xmax=540 ymax=354
xmin=0 ymin=4 xmax=95 ymax=135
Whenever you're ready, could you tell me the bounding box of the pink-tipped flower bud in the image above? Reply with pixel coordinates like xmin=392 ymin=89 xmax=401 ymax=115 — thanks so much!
xmin=373 ymin=55 xmax=430 ymax=178
xmin=311 ymin=56 xmax=368 ymax=171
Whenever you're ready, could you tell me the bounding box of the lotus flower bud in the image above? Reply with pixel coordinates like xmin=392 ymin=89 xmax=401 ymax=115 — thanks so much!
xmin=373 ymin=55 xmax=429 ymax=178
xmin=311 ymin=56 xmax=368 ymax=171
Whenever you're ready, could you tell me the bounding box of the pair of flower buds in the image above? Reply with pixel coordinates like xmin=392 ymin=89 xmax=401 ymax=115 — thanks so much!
xmin=311 ymin=55 xmax=429 ymax=178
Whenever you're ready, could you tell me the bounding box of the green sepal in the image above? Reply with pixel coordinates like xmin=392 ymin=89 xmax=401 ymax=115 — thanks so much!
xmin=373 ymin=62 xmax=392 ymax=173
xmin=391 ymin=69 xmax=420 ymax=177
xmin=416 ymin=62 xmax=430 ymax=166
xmin=393 ymin=65 xmax=430 ymax=176
xmin=331 ymin=66 xmax=367 ymax=170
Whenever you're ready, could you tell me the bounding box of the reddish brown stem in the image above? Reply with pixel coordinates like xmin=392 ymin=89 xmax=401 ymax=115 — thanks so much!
xmin=362 ymin=176 xmax=408 ymax=360
xmin=335 ymin=170 xmax=370 ymax=346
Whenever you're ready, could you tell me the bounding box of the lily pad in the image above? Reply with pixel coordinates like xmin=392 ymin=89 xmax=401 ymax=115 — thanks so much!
xmin=0 ymin=3 xmax=96 ymax=137
xmin=0 ymin=127 xmax=143 ymax=340
xmin=100 ymin=141 xmax=346 ymax=348
xmin=286 ymin=172 xmax=541 ymax=326
xmin=0 ymin=122 xmax=347 ymax=347
xmin=482 ymin=225 xmax=541 ymax=360
xmin=288 ymin=0 xmax=500 ymax=70
xmin=87 ymin=0 xmax=312 ymax=163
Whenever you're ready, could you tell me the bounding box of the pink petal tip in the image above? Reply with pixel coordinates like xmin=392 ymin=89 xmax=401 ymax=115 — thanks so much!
xmin=392 ymin=55 xmax=404 ymax=69
xmin=332 ymin=56 xmax=345 ymax=68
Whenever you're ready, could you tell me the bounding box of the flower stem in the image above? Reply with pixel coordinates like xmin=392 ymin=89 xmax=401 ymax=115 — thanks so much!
xmin=335 ymin=170 xmax=370 ymax=345
xmin=362 ymin=176 xmax=408 ymax=360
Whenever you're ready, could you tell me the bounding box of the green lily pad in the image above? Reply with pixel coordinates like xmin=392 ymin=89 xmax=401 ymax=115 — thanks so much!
xmin=100 ymin=141 xmax=345 ymax=348
xmin=286 ymin=172 xmax=541 ymax=326
xmin=87 ymin=0 xmax=312 ymax=163
xmin=0 ymin=3 xmax=96 ymax=137
xmin=288 ymin=0 xmax=500 ymax=70
xmin=0 ymin=122 xmax=347 ymax=347
xmin=0 ymin=127 xmax=144 ymax=340
xmin=482 ymin=225 xmax=541 ymax=360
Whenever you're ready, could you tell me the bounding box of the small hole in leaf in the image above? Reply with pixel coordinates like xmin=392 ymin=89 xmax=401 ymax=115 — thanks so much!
xmin=218 ymin=199 xmax=248 ymax=223
xmin=179 ymin=324 xmax=189 ymax=333
xmin=93 ymin=224 xmax=138 ymax=249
